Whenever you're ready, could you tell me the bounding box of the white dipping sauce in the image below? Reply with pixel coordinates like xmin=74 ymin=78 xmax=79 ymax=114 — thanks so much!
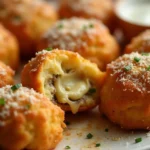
xmin=117 ymin=0 xmax=150 ymax=26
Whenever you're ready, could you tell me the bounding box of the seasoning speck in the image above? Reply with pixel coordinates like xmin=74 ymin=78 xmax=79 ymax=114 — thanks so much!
xmin=105 ymin=128 xmax=109 ymax=132
xmin=0 ymin=98 xmax=5 ymax=106
xmin=86 ymin=133 xmax=93 ymax=139
xmin=134 ymin=57 xmax=140 ymax=62
xmin=65 ymin=145 xmax=71 ymax=149
xmin=146 ymin=66 xmax=150 ymax=71
xmin=46 ymin=47 xmax=53 ymax=51
xmin=135 ymin=137 xmax=142 ymax=143
xmin=95 ymin=143 xmax=101 ymax=147
xmin=11 ymin=84 xmax=22 ymax=91
xmin=57 ymin=24 xmax=63 ymax=29
xmin=124 ymin=65 xmax=132 ymax=71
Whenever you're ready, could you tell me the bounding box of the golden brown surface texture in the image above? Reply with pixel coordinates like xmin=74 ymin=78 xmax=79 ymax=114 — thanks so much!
xmin=0 ymin=24 xmax=19 ymax=70
xmin=37 ymin=18 xmax=120 ymax=71
xmin=0 ymin=85 xmax=65 ymax=150
xmin=101 ymin=52 xmax=150 ymax=130
xmin=0 ymin=0 xmax=58 ymax=58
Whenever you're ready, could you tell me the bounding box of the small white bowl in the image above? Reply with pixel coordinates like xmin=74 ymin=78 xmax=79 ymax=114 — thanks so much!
xmin=115 ymin=0 xmax=150 ymax=41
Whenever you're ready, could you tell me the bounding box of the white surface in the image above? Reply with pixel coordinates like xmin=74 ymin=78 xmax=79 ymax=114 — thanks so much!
xmin=56 ymin=107 xmax=150 ymax=150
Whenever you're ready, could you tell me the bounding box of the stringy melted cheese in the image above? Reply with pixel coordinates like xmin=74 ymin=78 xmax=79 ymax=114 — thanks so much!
xmin=55 ymin=72 xmax=90 ymax=113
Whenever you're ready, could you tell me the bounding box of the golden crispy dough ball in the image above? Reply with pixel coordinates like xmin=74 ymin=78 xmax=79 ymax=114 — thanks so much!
xmin=0 ymin=24 xmax=19 ymax=70
xmin=58 ymin=0 xmax=115 ymax=29
xmin=0 ymin=61 xmax=14 ymax=87
xmin=0 ymin=0 xmax=58 ymax=58
xmin=125 ymin=30 xmax=150 ymax=54
xmin=100 ymin=52 xmax=150 ymax=130
xmin=0 ymin=85 xmax=65 ymax=150
xmin=37 ymin=18 xmax=120 ymax=71
xmin=21 ymin=49 xmax=105 ymax=114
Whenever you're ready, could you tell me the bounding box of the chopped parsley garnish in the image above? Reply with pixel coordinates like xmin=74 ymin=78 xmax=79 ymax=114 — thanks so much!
xmin=57 ymin=24 xmax=63 ymax=29
xmin=65 ymin=121 xmax=70 ymax=125
xmin=146 ymin=66 xmax=150 ymax=71
xmin=141 ymin=53 xmax=149 ymax=56
xmin=11 ymin=84 xmax=22 ymax=91
xmin=86 ymin=133 xmax=93 ymax=139
xmin=105 ymin=128 xmax=109 ymax=132
xmin=46 ymin=47 xmax=53 ymax=51
xmin=65 ymin=146 xmax=71 ymax=149
xmin=83 ymin=24 xmax=94 ymax=30
xmin=88 ymin=88 xmax=96 ymax=94
xmin=124 ymin=65 xmax=132 ymax=71
xmin=89 ymin=24 xmax=94 ymax=28
xmin=95 ymin=143 xmax=101 ymax=147
xmin=135 ymin=137 xmax=142 ymax=143
xmin=0 ymin=98 xmax=5 ymax=106
xmin=13 ymin=15 xmax=22 ymax=21
xmin=134 ymin=57 xmax=140 ymax=62
xmin=25 ymin=104 xmax=30 ymax=109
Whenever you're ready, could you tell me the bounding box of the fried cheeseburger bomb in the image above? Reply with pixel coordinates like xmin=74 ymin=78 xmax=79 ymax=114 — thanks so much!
xmin=0 ymin=61 xmax=14 ymax=87
xmin=21 ymin=50 xmax=105 ymax=114
xmin=0 ymin=0 xmax=58 ymax=58
xmin=0 ymin=85 xmax=65 ymax=150
xmin=100 ymin=52 xmax=150 ymax=130
xmin=0 ymin=24 xmax=19 ymax=70
xmin=58 ymin=0 xmax=115 ymax=29
xmin=125 ymin=30 xmax=150 ymax=54
xmin=37 ymin=18 xmax=120 ymax=71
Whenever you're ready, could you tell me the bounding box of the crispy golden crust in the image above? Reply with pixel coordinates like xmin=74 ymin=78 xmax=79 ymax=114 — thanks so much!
xmin=0 ymin=24 xmax=19 ymax=70
xmin=37 ymin=18 xmax=120 ymax=71
xmin=58 ymin=0 xmax=115 ymax=29
xmin=100 ymin=52 xmax=150 ymax=130
xmin=0 ymin=61 xmax=14 ymax=87
xmin=125 ymin=30 xmax=150 ymax=54
xmin=0 ymin=85 xmax=65 ymax=150
xmin=21 ymin=50 xmax=105 ymax=114
xmin=0 ymin=0 xmax=58 ymax=58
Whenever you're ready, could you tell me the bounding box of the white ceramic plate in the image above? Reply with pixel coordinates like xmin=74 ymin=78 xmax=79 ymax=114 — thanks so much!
xmin=56 ymin=108 xmax=150 ymax=150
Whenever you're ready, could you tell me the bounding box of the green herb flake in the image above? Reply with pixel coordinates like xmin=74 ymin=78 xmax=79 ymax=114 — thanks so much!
xmin=65 ymin=145 xmax=71 ymax=149
xmin=57 ymin=24 xmax=63 ymax=29
xmin=86 ymin=133 xmax=93 ymax=139
xmin=124 ymin=65 xmax=132 ymax=71
xmin=25 ymin=104 xmax=30 ymax=109
xmin=89 ymin=24 xmax=94 ymax=28
xmin=11 ymin=84 xmax=22 ymax=91
xmin=105 ymin=128 xmax=109 ymax=132
xmin=134 ymin=57 xmax=140 ymax=62
xmin=88 ymin=88 xmax=96 ymax=94
xmin=146 ymin=66 xmax=150 ymax=71
xmin=46 ymin=47 xmax=53 ymax=51
xmin=141 ymin=53 xmax=149 ymax=56
xmin=95 ymin=143 xmax=101 ymax=147
xmin=0 ymin=98 xmax=5 ymax=106
xmin=83 ymin=25 xmax=87 ymax=30
xmin=135 ymin=137 xmax=142 ymax=143
xmin=65 ymin=121 xmax=70 ymax=125
xmin=13 ymin=15 xmax=22 ymax=21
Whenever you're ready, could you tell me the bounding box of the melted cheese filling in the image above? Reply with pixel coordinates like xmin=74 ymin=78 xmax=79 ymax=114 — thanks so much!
xmin=55 ymin=72 xmax=90 ymax=113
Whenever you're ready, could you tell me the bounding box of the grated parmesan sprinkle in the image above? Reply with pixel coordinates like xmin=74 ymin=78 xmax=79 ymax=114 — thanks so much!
xmin=108 ymin=52 xmax=150 ymax=93
xmin=43 ymin=17 xmax=107 ymax=51
xmin=0 ymin=85 xmax=45 ymax=126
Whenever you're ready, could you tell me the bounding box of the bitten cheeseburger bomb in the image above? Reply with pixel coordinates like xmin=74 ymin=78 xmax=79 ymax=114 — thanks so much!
xmin=100 ymin=52 xmax=150 ymax=130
